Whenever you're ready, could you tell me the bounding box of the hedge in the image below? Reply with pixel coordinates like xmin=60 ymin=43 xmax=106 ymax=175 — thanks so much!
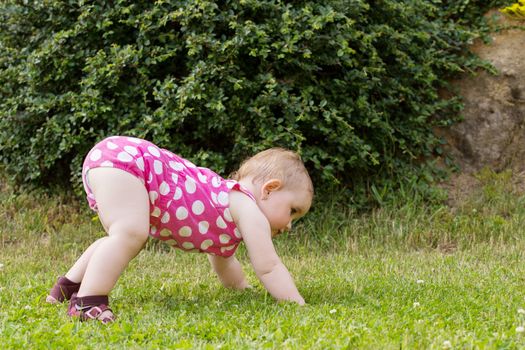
xmin=0 ymin=0 xmax=510 ymax=203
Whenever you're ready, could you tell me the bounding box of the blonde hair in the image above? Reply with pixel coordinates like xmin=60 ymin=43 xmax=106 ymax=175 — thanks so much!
xmin=231 ymin=148 xmax=314 ymax=194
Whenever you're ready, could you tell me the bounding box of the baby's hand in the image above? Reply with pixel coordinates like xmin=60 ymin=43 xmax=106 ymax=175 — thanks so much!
xmin=277 ymin=296 xmax=305 ymax=306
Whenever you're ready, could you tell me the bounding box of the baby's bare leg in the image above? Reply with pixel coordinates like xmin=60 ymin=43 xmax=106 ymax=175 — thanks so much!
xmin=65 ymin=237 xmax=107 ymax=283
xmin=77 ymin=167 xmax=149 ymax=297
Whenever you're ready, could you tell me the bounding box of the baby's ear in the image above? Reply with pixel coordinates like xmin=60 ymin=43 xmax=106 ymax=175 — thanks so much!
xmin=261 ymin=179 xmax=282 ymax=198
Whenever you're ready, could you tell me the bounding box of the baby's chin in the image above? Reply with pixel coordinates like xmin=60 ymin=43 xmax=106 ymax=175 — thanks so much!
xmin=271 ymin=230 xmax=280 ymax=238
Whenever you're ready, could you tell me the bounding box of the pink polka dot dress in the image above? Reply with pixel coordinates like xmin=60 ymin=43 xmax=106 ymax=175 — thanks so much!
xmin=82 ymin=136 xmax=255 ymax=257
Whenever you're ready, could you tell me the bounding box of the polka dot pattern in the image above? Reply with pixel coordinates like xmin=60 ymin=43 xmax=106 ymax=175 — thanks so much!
xmin=81 ymin=136 xmax=256 ymax=257
xmin=90 ymin=149 xmax=102 ymax=161
xmin=192 ymin=200 xmax=205 ymax=215
xmin=117 ymin=152 xmax=133 ymax=162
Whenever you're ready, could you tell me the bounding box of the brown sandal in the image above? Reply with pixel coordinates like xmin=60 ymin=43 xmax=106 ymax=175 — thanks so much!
xmin=46 ymin=276 xmax=81 ymax=304
xmin=67 ymin=294 xmax=116 ymax=324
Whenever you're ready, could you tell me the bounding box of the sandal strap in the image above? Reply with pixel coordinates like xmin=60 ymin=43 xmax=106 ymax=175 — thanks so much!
xmin=82 ymin=304 xmax=115 ymax=324
xmin=47 ymin=276 xmax=81 ymax=303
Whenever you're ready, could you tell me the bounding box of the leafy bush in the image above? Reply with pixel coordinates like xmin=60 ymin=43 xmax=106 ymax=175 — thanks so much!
xmin=0 ymin=0 xmax=510 ymax=203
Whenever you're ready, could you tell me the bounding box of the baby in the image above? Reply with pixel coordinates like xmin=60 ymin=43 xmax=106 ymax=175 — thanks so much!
xmin=47 ymin=136 xmax=313 ymax=323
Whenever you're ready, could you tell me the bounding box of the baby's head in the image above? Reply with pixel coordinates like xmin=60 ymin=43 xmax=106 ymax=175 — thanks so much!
xmin=232 ymin=148 xmax=314 ymax=236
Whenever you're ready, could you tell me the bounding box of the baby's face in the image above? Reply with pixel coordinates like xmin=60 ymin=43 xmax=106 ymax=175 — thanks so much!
xmin=257 ymin=186 xmax=312 ymax=237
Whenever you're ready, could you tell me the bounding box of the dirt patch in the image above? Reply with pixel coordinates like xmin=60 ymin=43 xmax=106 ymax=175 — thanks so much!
xmin=438 ymin=11 xmax=525 ymax=205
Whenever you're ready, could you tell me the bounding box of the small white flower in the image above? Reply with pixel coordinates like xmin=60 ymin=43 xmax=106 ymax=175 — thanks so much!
xmin=329 ymin=309 xmax=337 ymax=314
xmin=416 ymin=279 xmax=424 ymax=284
xmin=443 ymin=340 xmax=452 ymax=348
xmin=0 ymin=263 xmax=4 ymax=269
xmin=24 ymin=305 xmax=31 ymax=310
xmin=516 ymin=326 xmax=525 ymax=333
xmin=518 ymin=308 xmax=525 ymax=315
xmin=413 ymin=302 xmax=420 ymax=307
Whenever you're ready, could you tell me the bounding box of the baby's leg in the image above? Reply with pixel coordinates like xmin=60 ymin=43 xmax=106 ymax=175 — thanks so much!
xmin=78 ymin=167 xmax=150 ymax=297
xmin=64 ymin=237 xmax=107 ymax=283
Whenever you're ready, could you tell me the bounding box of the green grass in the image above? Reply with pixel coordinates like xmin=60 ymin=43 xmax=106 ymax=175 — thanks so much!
xmin=2 ymin=169 xmax=525 ymax=349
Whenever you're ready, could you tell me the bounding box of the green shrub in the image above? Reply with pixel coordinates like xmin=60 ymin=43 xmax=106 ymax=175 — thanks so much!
xmin=0 ymin=0 xmax=509 ymax=203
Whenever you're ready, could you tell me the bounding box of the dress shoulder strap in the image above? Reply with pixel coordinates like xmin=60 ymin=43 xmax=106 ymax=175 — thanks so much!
xmin=227 ymin=181 xmax=256 ymax=202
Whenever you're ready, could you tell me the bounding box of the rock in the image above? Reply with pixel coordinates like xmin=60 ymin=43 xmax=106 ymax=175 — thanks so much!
xmin=437 ymin=10 xmax=525 ymax=205
xmin=439 ymin=11 xmax=525 ymax=174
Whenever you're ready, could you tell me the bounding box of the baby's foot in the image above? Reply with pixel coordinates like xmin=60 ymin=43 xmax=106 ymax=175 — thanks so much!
xmin=46 ymin=276 xmax=81 ymax=304
xmin=67 ymin=294 xmax=116 ymax=324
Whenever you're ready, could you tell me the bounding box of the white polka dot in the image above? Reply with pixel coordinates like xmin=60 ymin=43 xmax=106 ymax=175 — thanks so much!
xmin=223 ymin=208 xmax=233 ymax=222
xmin=171 ymin=173 xmax=179 ymax=184
xmin=147 ymin=172 xmax=153 ymax=183
xmin=106 ymin=141 xmax=118 ymax=150
xmin=90 ymin=149 xmax=102 ymax=161
xmin=217 ymin=191 xmax=229 ymax=206
xmin=198 ymin=221 xmax=209 ymax=234
xmin=178 ymin=226 xmax=192 ymax=237
xmin=182 ymin=242 xmax=194 ymax=249
xmin=166 ymin=200 xmax=172 ymax=208
xmin=148 ymin=146 xmax=161 ymax=157
xmin=197 ymin=172 xmax=207 ymax=183
xmin=192 ymin=200 xmax=205 ymax=215
xmin=212 ymin=177 xmax=221 ymax=188
xmin=216 ymin=216 xmax=227 ymax=229
xmin=176 ymin=206 xmax=188 ymax=220
xmin=162 ymin=150 xmax=174 ymax=158
xmin=164 ymin=239 xmax=177 ymax=246
xmin=151 ymin=207 xmax=161 ymax=217
xmin=127 ymin=137 xmax=142 ymax=144
xmin=117 ymin=152 xmax=133 ymax=162
xmin=226 ymin=181 xmax=235 ymax=189
xmin=161 ymin=212 xmax=170 ymax=223
xmin=160 ymin=228 xmax=172 ymax=237
xmin=159 ymin=181 xmax=170 ymax=195
xmin=220 ymin=245 xmax=236 ymax=253
xmin=153 ymin=160 xmax=163 ymax=175
xmin=234 ymin=228 xmax=242 ymax=238
xmin=185 ymin=178 xmax=196 ymax=194
xmin=184 ymin=160 xmax=197 ymax=168
xmin=211 ymin=192 xmax=218 ymax=204
xmin=124 ymin=145 xmax=138 ymax=156
xmin=200 ymin=239 xmax=213 ymax=250
xmin=169 ymin=161 xmax=184 ymax=171
xmin=151 ymin=226 xmax=157 ymax=234
xmin=100 ymin=160 xmax=113 ymax=167
xmin=136 ymin=157 xmax=145 ymax=171
xmin=219 ymin=234 xmax=231 ymax=244
xmin=149 ymin=191 xmax=158 ymax=204
xmin=173 ymin=187 xmax=182 ymax=200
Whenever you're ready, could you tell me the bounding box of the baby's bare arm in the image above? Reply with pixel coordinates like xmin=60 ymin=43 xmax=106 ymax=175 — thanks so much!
xmin=229 ymin=191 xmax=305 ymax=305
xmin=207 ymin=254 xmax=250 ymax=290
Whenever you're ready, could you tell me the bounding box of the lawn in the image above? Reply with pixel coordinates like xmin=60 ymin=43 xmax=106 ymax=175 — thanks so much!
xmin=2 ymin=170 xmax=525 ymax=349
